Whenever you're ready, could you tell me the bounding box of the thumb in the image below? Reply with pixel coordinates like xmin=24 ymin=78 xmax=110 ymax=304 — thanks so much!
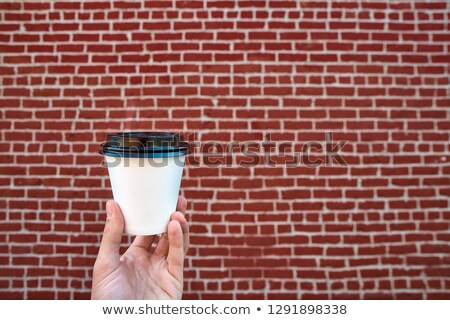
xmin=97 ymin=200 xmax=124 ymax=262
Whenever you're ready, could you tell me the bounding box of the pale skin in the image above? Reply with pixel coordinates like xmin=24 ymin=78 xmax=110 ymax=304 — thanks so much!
xmin=91 ymin=195 xmax=189 ymax=300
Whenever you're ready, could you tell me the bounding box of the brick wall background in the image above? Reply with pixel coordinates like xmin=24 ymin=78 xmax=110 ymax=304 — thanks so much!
xmin=1 ymin=0 xmax=449 ymax=299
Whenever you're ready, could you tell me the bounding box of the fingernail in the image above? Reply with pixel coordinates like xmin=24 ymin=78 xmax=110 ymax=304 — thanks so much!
xmin=106 ymin=201 xmax=113 ymax=219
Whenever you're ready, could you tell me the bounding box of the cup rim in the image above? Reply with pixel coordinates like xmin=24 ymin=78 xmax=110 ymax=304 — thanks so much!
xmin=99 ymin=131 xmax=191 ymax=158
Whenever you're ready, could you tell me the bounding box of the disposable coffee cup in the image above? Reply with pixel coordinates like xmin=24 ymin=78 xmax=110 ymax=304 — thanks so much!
xmin=99 ymin=132 xmax=190 ymax=235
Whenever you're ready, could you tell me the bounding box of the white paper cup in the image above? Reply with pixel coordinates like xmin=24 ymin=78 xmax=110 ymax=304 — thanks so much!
xmin=100 ymin=132 xmax=190 ymax=235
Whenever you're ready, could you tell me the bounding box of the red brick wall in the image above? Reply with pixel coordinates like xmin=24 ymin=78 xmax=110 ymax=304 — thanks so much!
xmin=1 ymin=1 xmax=449 ymax=299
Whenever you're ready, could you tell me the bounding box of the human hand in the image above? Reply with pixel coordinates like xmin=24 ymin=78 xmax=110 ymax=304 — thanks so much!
xmin=91 ymin=196 xmax=189 ymax=300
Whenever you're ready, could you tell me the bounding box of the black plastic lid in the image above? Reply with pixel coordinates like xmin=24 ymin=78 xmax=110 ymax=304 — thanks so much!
xmin=99 ymin=132 xmax=190 ymax=158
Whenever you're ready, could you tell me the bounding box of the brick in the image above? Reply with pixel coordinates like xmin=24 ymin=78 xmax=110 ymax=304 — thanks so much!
xmin=53 ymin=2 xmax=80 ymax=10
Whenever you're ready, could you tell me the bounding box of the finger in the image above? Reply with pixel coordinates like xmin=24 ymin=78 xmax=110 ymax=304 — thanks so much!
xmin=154 ymin=211 xmax=188 ymax=257
xmin=176 ymin=195 xmax=187 ymax=214
xmin=129 ymin=235 xmax=156 ymax=252
xmin=128 ymin=196 xmax=186 ymax=254
xmin=176 ymin=196 xmax=189 ymax=254
xmin=166 ymin=220 xmax=184 ymax=282
xmin=171 ymin=211 xmax=189 ymax=255
xmin=97 ymin=200 xmax=124 ymax=262
xmin=154 ymin=230 xmax=169 ymax=257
